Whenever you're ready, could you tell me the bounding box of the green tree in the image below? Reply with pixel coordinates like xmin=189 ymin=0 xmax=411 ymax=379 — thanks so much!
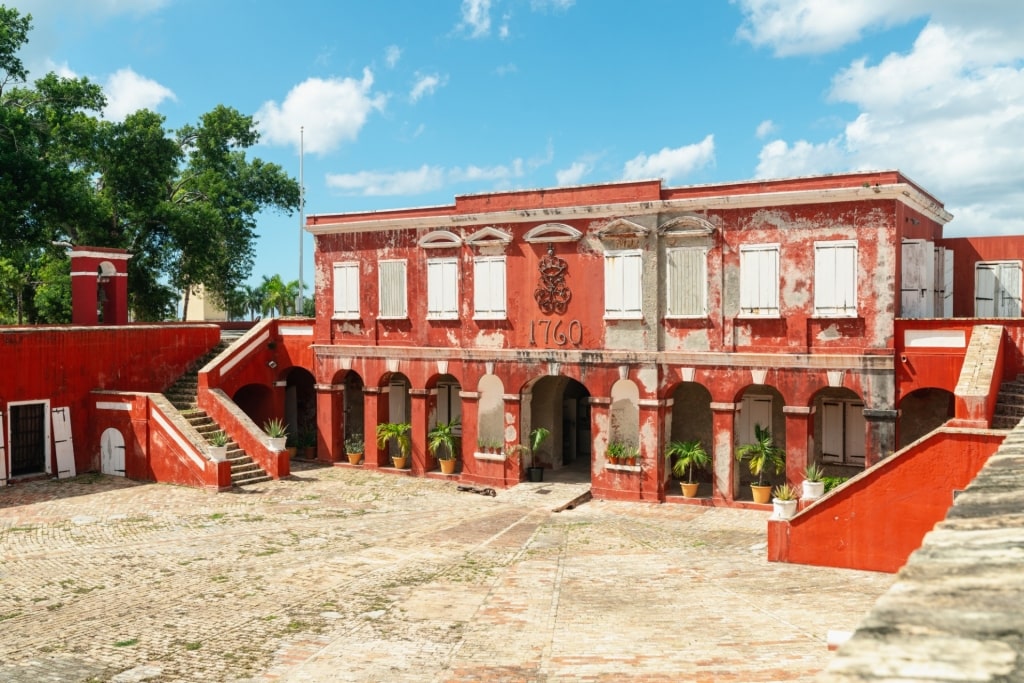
xmin=0 ymin=6 xmax=300 ymax=322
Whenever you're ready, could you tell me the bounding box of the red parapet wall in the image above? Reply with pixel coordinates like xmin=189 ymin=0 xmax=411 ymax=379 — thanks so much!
xmin=768 ymin=427 xmax=1004 ymax=573
xmin=0 ymin=324 xmax=220 ymax=476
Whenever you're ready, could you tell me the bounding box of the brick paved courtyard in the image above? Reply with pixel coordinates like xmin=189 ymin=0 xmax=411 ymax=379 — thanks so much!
xmin=0 ymin=463 xmax=893 ymax=682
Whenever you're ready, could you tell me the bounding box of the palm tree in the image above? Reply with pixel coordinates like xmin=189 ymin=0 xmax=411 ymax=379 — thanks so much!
xmin=260 ymin=274 xmax=287 ymax=317
xmin=735 ymin=424 xmax=785 ymax=486
xmin=243 ymin=284 xmax=263 ymax=320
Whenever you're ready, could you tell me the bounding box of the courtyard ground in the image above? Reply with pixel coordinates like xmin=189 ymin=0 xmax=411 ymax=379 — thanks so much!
xmin=0 ymin=463 xmax=893 ymax=682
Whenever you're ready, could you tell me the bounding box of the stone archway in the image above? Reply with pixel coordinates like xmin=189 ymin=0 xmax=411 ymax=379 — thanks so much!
xmin=528 ymin=376 xmax=591 ymax=480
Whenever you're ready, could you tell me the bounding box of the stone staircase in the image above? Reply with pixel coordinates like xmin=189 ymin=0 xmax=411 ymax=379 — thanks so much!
xmin=992 ymin=375 xmax=1024 ymax=430
xmin=162 ymin=339 xmax=271 ymax=486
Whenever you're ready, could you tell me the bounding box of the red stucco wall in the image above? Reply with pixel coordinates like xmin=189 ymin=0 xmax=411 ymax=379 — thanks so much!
xmin=0 ymin=324 xmax=220 ymax=477
xmin=768 ymin=428 xmax=1003 ymax=573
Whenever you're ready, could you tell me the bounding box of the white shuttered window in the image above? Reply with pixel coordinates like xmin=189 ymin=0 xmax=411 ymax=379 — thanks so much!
xmin=332 ymin=262 xmax=360 ymax=319
xmin=427 ymin=257 xmax=459 ymax=319
xmin=739 ymin=244 xmax=779 ymax=317
xmin=473 ymin=256 xmax=506 ymax=319
xmin=975 ymin=261 xmax=1022 ymax=317
xmin=821 ymin=400 xmax=866 ymax=466
xmin=666 ymin=247 xmax=707 ymax=317
xmin=378 ymin=260 xmax=407 ymax=319
xmin=814 ymin=241 xmax=858 ymax=316
xmin=604 ymin=250 xmax=642 ymax=319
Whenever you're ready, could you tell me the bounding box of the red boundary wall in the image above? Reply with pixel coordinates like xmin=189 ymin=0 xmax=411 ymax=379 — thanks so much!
xmin=768 ymin=427 xmax=1004 ymax=573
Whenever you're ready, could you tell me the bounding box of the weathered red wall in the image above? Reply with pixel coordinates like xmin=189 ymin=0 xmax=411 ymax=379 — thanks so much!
xmin=939 ymin=236 xmax=1024 ymax=318
xmin=0 ymin=325 xmax=220 ymax=476
xmin=768 ymin=428 xmax=1003 ymax=572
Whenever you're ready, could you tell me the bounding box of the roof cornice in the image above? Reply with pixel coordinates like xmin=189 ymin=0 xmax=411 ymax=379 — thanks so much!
xmin=306 ymin=183 xmax=952 ymax=235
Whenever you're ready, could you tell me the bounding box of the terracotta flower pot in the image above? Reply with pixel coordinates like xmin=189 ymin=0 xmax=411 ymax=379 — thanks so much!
xmin=680 ymin=482 xmax=700 ymax=498
xmin=347 ymin=451 xmax=362 ymax=465
xmin=751 ymin=484 xmax=773 ymax=504
xmin=439 ymin=458 xmax=457 ymax=475
xmin=392 ymin=455 xmax=408 ymax=469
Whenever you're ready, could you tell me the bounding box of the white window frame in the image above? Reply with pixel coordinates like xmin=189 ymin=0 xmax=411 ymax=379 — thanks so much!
xmin=813 ymin=240 xmax=858 ymax=317
xmin=473 ymin=255 xmax=506 ymax=320
xmin=332 ymin=262 xmax=360 ymax=320
xmin=975 ymin=260 xmax=1022 ymax=318
xmin=378 ymin=259 xmax=408 ymax=320
xmin=426 ymin=257 xmax=459 ymax=320
xmin=739 ymin=244 xmax=780 ymax=318
xmin=604 ymin=249 xmax=643 ymax=320
xmin=666 ymin=246 xmax=708 ymax=318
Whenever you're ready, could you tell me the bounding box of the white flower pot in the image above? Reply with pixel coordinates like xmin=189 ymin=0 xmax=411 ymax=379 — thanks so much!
xmin=802 ymin=480 xmax=825 ymax=500
xmin=772 ymin=498 xmax=798 ymax=520
xmin=209 ymin=445 xmax=228 ymax=462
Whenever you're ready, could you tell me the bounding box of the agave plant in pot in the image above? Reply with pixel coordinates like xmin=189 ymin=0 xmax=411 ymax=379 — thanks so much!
xmin=772 ymin=482 xmax=798 ymax=520
xmin=375 ymin=422 xmax=411 ymax=468
xmin=802 ymin=461 xmax=825 ymax=500
xmin=735 ymin=424 xmax=785 ymax=504
xmin=428 ymin=418 xmax=461 ymax=475
xmin=667 ymin=439 xmax=710 ymax=498
xmin=264 ymin=418 xmax=288 ymax=451
xmin=345 ymin=433 xmax=365 ymax=465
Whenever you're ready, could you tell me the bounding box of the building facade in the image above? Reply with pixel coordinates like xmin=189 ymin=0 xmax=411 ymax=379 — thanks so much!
xmin=305 ymin=171 xmax=967 ymax=504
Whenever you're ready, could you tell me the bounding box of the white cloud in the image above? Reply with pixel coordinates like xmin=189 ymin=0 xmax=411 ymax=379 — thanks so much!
xmin=734 ymin=0 xmax=925 ymax=56
xmin=385 ymin=45 xmax=401 ymax=68
xmin=622 ymin=135 xmax=715 ymax=182
xmin=754 ymin=15 xmax=1024 ymax=234
xmin=495 ymin=63 xmax=518 ymax=76
xmin=755 ymin=120 xmax=777 ymax=139
xmin=531 ymin=0 xmax=576 ymax=11
xmin=556 ymin=161 xmax=590 ymax=186
xmin=256 ymin=70 xmax=387 ymax=154
xmin=326 ymin=165 xmax=446 ymax=196
xmin=755 ymin=138 xmax=846 ymax=178
xmin=410 ymin=73 xmax=445 ymax=103
xmin=326 ymin=159 xmax=524 ymax=196
xmin=102 ymin=68 xmax=176 ymax=121
xmin=459 ymin=0 xmax=492 ymax=38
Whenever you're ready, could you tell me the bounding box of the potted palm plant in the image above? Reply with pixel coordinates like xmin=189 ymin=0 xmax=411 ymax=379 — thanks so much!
xmin=668 ymin=439 xmax=710 ymax=497
xmin=375 ymin=422 xmax=411 ymax=468
xmin=263 ymin=418 xmax=288 ymax=451
xmin=427 ymin=418 xmax=461 ymax=474
xmin=526 ymin=426 xmax=550 ymax=482
xmin=735 ymin=424 xmax=785 ymax=504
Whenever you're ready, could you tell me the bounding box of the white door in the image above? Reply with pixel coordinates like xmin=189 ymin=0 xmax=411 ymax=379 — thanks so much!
xmin=941 ymin=248 xmax=954 ymax=318
xmin=845 ymin=403 xmax=866 ymax=466
xmin=51 ymin=406 xmax=76 ymax=479
xmin=737 ymin=396 xmax=773 ymax=447
xmin=100 ymin=428 xmax=126 ymax=476
xmin=975 ymin=261 xmax=1023 ymax=317
xmin=901 ymin=240 xmax=934 ymax=318
xmin=821 ymin=401 xmax=844 ymax=464
xmin=0 ymin=412 xmax=6 ymax=483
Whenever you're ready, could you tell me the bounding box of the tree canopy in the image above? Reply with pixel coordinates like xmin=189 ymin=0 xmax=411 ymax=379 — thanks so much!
xmin=0 ymin=5 xmax=300 ymax=322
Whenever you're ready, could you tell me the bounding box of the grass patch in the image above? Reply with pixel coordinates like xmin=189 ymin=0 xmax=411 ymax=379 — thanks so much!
xmin=210 ymin=575 xmax=229 ymax=583
xmin=0 ymin=611 xmax=22 ymax=621
xmin=208 ymin=512 xmax=226 ymax=520
xmin=184 ymin=641 xmax=202 ymax=651
xmin=114 ymin=638 xmax=138 ymax=647
xmin=46 ymin=602 xmax=63 ymax=611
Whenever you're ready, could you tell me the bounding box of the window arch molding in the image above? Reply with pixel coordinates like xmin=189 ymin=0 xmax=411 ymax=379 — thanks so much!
xmin=523 ymin=223 xmax=582 ymax=244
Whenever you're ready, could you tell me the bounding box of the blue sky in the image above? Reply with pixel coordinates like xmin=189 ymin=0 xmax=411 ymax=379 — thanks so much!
xmin=9 ymin=0 xmax=1024 ymax=290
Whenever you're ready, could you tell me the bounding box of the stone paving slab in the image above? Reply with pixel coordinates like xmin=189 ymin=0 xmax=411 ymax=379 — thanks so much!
xmin=0 ymin=464 xmax=894 ymax=682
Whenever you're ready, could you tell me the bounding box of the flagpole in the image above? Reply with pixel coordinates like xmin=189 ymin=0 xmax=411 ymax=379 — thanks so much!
xmin=297 ymin=126 xmax=305 ymax=314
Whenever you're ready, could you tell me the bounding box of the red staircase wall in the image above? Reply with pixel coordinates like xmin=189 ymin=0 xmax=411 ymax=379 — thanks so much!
xmin=768 ymin=427 xmax=1003 ymax=573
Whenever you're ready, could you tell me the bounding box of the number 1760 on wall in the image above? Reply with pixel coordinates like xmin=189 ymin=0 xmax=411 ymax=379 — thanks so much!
xmin=529 ymin=319 xmax=583 ymax=347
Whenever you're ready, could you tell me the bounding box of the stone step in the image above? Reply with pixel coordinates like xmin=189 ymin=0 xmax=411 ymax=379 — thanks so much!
xmin=232 ymin=472 xmax=272 ymax=486
xmin=994 ymin=404 xmax=1024 ymax=417
xmin=992 ymin=415 xmax=1020 ymax=429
